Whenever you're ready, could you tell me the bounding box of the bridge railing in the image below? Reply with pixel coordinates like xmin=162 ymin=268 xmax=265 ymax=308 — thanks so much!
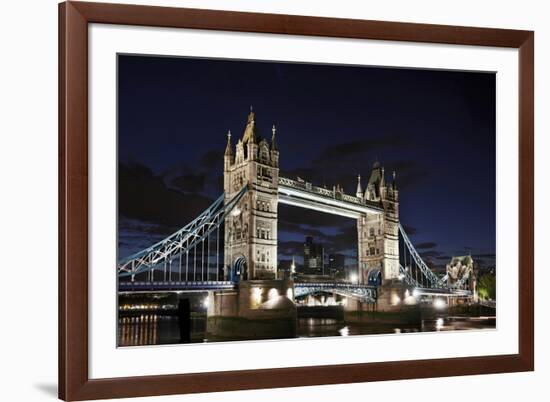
xmin=278 ymin=177 xmax=366 ymax=206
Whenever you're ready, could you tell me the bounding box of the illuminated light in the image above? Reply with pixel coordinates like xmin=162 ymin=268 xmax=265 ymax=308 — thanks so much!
xmin=203 ymin=297 xmax=209 ymax=308
xmin=286 ymin=288 xmax=294 ymax=300
xmin=231 ymin=207 xmax=241 ymax=216
xmin=339 ymin=326 xmax=350 ymax=337
xmin=394 ymin=328 xmax=401 ymax=334
xmin=350 ymin=273 xmax=358 ymax=284
xmin=341 ymin=298 xmax=348 ymax=307
xmin=433 ymin=298 xmax=446 ymax=310
xmin=412 ymin=289 xmax=420 ymax=298
xmin=251 ymin=287 xmax=262 ymax=306
xmin=436 ymin=318 xmax=444 ymax=331
xmin=398 ymin=273 xmax=405 ymax=280
xmin=268 ymin=288 xmax=279 ymax=300
xmin=405 ymin=290 xmax=410 ymax=298
xmin=391 ymin=294 xmax=401 ymax=305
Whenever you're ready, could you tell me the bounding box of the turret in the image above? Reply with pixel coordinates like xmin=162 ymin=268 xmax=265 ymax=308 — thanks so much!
xmin=270 ymin=124 xmax=279 ymax=167
xmin=356 ymin=174 xmax=363 ymax=198
xmin=224 ymin=130 xmax=233 ymax=170
xmin=365 ymin=160 xmax=384 ymax=201
xmin=242 ymin=107 xmax=257 ymax=145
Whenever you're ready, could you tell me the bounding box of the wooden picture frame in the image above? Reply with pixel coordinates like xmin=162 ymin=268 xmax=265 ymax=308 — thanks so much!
xmin=59 ymin=1 xmax=534 ymax=400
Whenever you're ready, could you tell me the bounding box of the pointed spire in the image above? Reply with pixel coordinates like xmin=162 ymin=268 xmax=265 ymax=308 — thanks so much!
xmin=392 ymin=170 xmax=397 ymax=190
xmin=271 ymin=124 xmax=278 ymax=151
xmin=243 ymin=107 xmax=257 ymax=145
xmin=356 ymin=174 xmax=363 ymax=198
xmin=224 ymin=130 xmax=233 ymax=156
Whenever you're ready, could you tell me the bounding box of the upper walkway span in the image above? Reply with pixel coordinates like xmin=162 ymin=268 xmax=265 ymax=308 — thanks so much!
xmin=277 ymin=177 xmax=383 ymax=219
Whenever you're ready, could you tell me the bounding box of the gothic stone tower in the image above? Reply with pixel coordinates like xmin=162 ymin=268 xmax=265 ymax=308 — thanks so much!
xmin=223 ymin=109 xmax=279 ymax=280
xmin=356 ymin=161 xmax=399 ymax=285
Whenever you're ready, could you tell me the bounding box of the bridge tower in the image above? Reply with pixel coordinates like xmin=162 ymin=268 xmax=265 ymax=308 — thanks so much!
xmin=223 ymin=109 xmax=279 ymax=280
xmin=356 ymin=161 xmax=400 ymax=284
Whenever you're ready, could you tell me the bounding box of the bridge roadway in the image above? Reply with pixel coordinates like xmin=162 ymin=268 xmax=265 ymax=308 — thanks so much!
xmin=118 ymin=280 xmax=471 ymax=301
xmin=118 ymin=280 xmax=379 ymax=302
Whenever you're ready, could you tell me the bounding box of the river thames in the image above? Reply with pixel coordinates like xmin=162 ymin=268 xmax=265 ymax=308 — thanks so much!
xmin=118 ymin=310 xmax=495 ymax=347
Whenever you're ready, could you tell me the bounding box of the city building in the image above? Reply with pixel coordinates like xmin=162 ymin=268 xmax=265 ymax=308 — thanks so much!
xmin=303 ymin=236 xmax=325 ymax=275
xmin=328 ymin=253 xmax=346 ymax=278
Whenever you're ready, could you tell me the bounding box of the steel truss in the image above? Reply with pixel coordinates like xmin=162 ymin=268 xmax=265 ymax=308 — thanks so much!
xmin=294 ymin=282 xmax=377 ymax=303
xmin=118 ymin=185 xmax=248 ymax=281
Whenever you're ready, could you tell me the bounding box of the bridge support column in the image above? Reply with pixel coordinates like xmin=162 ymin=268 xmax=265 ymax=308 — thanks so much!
xmin=206 ymin=279 xmax=296 ymax=340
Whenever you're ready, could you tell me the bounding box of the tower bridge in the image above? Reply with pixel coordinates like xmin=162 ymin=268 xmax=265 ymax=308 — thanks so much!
xmin=118 ymin=109 xmax=476 ymax=320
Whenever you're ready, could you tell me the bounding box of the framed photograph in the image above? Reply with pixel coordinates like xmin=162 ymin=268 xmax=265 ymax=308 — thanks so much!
xmin=59 ymin=1 xmax=534 ymax=400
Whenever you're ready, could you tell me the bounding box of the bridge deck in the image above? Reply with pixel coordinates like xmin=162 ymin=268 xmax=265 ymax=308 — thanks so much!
xmin=118 ymin=281 xmax=235 ymax=292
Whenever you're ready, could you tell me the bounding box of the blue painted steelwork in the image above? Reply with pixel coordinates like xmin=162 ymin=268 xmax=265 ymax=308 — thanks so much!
xmin=118 ymin=281 xmax=235 ymax=292
xmin=118 ymin=186 xmax=248 ymax=280
xmin=294 ymin=282 xmax=377 ymax=302
xmin=399 ymin=223 xmax=442 ymax=288
xmin=399 ymin=264 xmax=420 ymax=288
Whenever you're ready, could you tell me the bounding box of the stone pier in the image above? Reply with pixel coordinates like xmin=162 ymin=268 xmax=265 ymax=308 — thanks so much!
xmin=206 ymin=279 xmax=296 ymax=340
xmin=344 ymin=283 xmax=420 ymax=324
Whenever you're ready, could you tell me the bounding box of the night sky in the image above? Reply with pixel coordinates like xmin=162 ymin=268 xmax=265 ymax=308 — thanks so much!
xmin=118 ymin=54 xmax=496 ymax=271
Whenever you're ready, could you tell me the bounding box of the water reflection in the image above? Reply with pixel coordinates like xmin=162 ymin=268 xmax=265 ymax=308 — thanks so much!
xmin=118 ymin=314 xmax=495 ymax=347
xmin=118 ymin=314 xmax=206 ymax=346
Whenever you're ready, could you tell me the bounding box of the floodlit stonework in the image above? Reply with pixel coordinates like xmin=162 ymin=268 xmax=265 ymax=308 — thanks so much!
xmin=357 ymin=163 xmax=400 ymax=284
xmin=223 ymin=109 xmax=279 ymax=280
xmin=223 ymin=109 xmax=400 ymax=284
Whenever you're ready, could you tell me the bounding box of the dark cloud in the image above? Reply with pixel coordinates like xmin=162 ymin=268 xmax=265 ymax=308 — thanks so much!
xmin=119 ymin=162 xmax=214 ymax=231
xmin=401 ymin=224 xmax=418 ymax=236
xmin=199 ymin=149 xmax=223 ymax=170
xmin=415 ymin=242 xmax=437 ymax=250
xmin=419 ymin=250 xmax=443 ymax=259
xmin=278 ymin=220 xmax=327 ymax=239
xmin=472 ymin=253 xmax=496 ymax=259
xmin=170 ymin=173 xmax=206 ymax=193
xmin=312 ymin=135 xmax=412 ymax=164
xmin=278 ymin=240 xmax=305 ymax=256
